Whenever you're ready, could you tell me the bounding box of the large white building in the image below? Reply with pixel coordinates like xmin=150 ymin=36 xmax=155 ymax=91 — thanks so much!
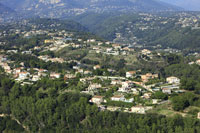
xmin=87 ymin=83 xmax=102 ymax=91
xmin=118 ymin=81 xmax=134 ymax=93
xmin=166 ymin=76 xmax=180 ymax=84
xmin=198 ymin=112 xmax=200 ymax=119
xmin=50 ymin=73 xmax=61 ymax=79
xmin=18 ymin=72 xmax=30 ymax=80
xmin=131 ymin=106 xmax=152 ymax=114
xmin=162 ymin=88 xmax=172 ymax=94
xmin=126 ymin=71 xmax=136 ymax=78
xmin=90 ymin=96 xmax=104 ymax=105
xmin=196 ymin=59 xmax=200 ymax=65
xmin=111 ymin=95 xmax=125 ymax=102
xmin=32 ymin=75 xmax=40 ymax=82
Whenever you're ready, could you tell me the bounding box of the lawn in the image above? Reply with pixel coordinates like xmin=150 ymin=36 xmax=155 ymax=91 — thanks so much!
xmin=148 ymin=101 xmax=192 ymax=117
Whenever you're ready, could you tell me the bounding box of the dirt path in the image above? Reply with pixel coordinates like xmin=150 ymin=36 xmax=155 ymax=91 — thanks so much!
xmin=0 ymin=113 xmax=29 ymax=132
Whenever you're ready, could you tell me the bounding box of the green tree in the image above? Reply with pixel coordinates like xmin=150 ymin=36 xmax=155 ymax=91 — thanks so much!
xmin=171 ymin=96 xmax=189 ymax=111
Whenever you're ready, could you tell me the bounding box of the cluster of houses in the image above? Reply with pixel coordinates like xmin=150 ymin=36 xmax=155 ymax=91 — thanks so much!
xmin=89 ymin=94 xmax=152 ymax=114
xmin=0 ymin=54 xmax=49 ymax=83
xmin=0 ymin=25 xmax=186 ymax=115
xmin=44 ymin=38 xmax=86 ymax=52
xmin=38 ymin=31 xmax=136 ymax=58
xmin=91 ymin=43 xmax=135 ymax=56
xmin=86 ymin=68 xmax=181 ymax=114
xmin=175 ymin=13 xmax=200 ymax=28
xmin=0 ymin=45 xmax=183 ymax=114
xmin=0 ymin=53 xmax=70 ymax=84
xmin=0 ymin=51 xmax=187 ymax=115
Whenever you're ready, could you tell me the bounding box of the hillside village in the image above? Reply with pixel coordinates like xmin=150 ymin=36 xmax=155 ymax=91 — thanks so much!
xmin=1 ymin=0 xmax=200 ymax=131
xmin=0 ymin=13 xmax=200 ymax=123
xmin=1 ymin=24 xmax=200 ymax=116
xmin=106 ymin=12 xmax=200 ymax=46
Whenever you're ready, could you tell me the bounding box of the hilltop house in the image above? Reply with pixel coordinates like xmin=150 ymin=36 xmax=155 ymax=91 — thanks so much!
xmin=84 ymin=70 xmax=92 ymax=75
xmin=111 ymin=95 xmax=125 ymax=102
xmin=131 ymin=106 xmax=152 ymax=114
xmin=50 ymin=58 xmax=64 ymax=63
xmin=38 ymin=72 xmax=47 ymax=77
xmin=73 ymin=66 xmax=80 ymax=70
xmin=90 ymin=96 xmax=104 ymax=105
xmin=141 ymin=49 xmax=151 ymax=55
xmin=93 ymin=65 xmax=101 ymax=70
xmin=38 ymin=69 xmax=48 ymax=73
xmin=126 ymin=71 xmax=136 ymax=78
xmin=141 ymin=73 xmax=158 ymax=82
xmin=44 ymin=40 xmax=55 ymax=44
xmin=112 ymin=44 xmax=122 ymax=49
xmin=162 ymin=88 xmax=172 ymax=94
xmin=196 ymin=59 xmax=200 ymax=65
xmin=110 ymin=95 xmax=134 ymax=103
xmin=118 ymin=81 xmax=134 ymax=93
xmin=13 ymin=68 xmax=22 ymax=74
xmin=87 ymin=39 xmax=96 ymax=43
xmin=111 ymin=80 xmax=122 ymax=85
xmin=166 ymin=76 xmax=180 ymax=84
xmin=142 ymin=93 xmax=152 ymax=99
xmin=32 ymin=75 xmax=40 ymax=82
xmin=50 ymin=73 xmax=61 ymax=79
xmin=38 ymin=55 xmax=50 ymax=62
xmin=122 ymin=81 xmax=134 ymax=88
xmin=18 ymin=72 xmax=30 ymax=80
xmin=87 ymin=83 xmax=102 ymax=92
xmin=118 ymin=87 xmax=131 ymax=93
xmin=80 ymin=77 xmax=95 ymax=83
xmin=198 ymin=112 xmax=200 ymax=119
xmin=64 ymin=74 xmax=76 ymax=80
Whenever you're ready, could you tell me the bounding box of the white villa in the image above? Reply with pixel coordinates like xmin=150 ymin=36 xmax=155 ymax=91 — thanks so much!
xmin=166 ymin=76 xmax=180 ymax=84
xmin=90 ymin=95 xmax=104 ymax=105
xmin=111 ymin=95 xmax=125 ymax=102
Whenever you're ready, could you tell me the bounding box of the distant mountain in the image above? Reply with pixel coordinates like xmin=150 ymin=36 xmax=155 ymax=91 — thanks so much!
xmin=0 ymin=3 xmax=14 ymax=13
xmin=0 ymin=3 xmax=17 ymax=22
xmin=161 ymin=0 xmax=200 ymax=11
xmin=0 ymin=0 xmax=182 ymax=18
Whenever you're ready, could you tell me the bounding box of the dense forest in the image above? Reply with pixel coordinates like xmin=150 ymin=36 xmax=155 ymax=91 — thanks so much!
xmin=0 ymin=68 xmax=200 ymax=132
xmin=0 ymin=117 xmax=24 ymax=132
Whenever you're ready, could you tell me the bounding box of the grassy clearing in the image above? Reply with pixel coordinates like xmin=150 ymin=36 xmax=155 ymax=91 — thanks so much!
xmin=148 ymin=102 xmax=192 ymax=117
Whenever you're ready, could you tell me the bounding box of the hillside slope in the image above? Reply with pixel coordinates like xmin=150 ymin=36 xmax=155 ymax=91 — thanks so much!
xmin=0 ymin=0 xmax=181 ymax=18
xmin=74 ymin=12 xmax=200 ymax=51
